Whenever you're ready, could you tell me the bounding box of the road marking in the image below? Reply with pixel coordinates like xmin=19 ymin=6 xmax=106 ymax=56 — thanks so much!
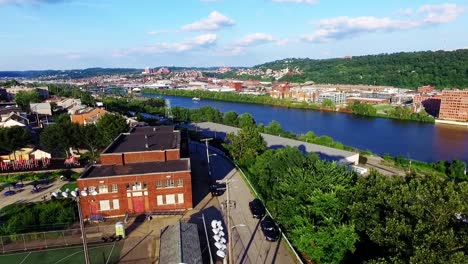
xmin=105 ymin=242 xmax=116 ymax=264
xmin=53 ymin=250 xmax=82 ymax=264
xmin=18 ymin=252 xmax=31 ymax=264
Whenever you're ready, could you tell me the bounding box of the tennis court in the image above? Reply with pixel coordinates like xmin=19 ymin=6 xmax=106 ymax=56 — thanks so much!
xmin=0 ymin=242 xmax=123 ymax=264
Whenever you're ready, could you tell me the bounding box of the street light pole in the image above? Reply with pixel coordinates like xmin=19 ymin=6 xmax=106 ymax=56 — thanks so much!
xmin=226 ymin=181 xmax=233 ymax=264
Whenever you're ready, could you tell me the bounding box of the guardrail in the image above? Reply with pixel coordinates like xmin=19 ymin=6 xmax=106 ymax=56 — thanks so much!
xmin=191 ymin=141 xmax=304 ymax=264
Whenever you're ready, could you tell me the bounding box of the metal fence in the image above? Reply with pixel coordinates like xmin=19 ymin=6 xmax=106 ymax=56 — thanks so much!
xmin=0 ymin=225 xmax=115 ymax=253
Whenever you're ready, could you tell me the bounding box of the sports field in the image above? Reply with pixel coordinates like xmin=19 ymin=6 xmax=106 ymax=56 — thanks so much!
xmin=0 ymin=242 xmax=122 ymax=264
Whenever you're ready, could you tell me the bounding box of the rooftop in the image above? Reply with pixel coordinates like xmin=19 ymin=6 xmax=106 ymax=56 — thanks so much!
xmin=81 ymin=159 xmax=190 ymax=178
xmin=159 ymin=222 xmax=203 ymax=264
xmin=103 ymin=126 xmax=180 ymax=154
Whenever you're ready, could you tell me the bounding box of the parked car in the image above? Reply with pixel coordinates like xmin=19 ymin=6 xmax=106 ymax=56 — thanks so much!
xmin=249 ymin=198 xmax=266 ymax=218
xmin=260 ymin=215 xmax=280 ymax=242
xmin=3 ymin=190 xmax=16 ymax=197
xmin=209 ymin=183 xmax=226 ymax=196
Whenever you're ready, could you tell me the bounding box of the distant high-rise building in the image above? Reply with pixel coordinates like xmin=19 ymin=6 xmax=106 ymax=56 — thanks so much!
xmin=438 ymin=90 xmax=468 ymax=121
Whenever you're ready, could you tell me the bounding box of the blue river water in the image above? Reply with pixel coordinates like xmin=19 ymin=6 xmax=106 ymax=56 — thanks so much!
xmin=144 ymin=94 xmax=468 ymax=163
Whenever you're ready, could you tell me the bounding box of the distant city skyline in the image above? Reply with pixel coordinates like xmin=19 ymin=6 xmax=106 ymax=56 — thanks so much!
xmin=0 ymin=0 xmax=466 ymax=70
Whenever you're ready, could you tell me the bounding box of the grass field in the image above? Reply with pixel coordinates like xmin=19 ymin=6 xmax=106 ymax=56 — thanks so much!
xmin=0 ymin=242 xmax=122 ymax=264
xmin=373 ymin=104 xmax=394 ymax=111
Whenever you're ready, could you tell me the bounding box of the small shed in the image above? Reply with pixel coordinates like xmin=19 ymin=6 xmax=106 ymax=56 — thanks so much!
xmin=159 ymin=221 xmax=203 ymax=264
xmin=30 ymin=149 xmax=52 ymax=160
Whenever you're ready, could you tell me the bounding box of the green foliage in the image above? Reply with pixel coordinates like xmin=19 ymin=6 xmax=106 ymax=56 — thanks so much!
xmin=247 ymin=147 xmax=358 ymax=263
xmin=224 ymin=126 xmax=267 ymax=167
xmin=349 ymin=171 xmax=468 ymax=263
xmin=102 ymin=97 xmax=165 ymax=116
xmin=0 ymin=200 xmax=77 ymax=235
xmin=95 ymin=113 xmax=129 ymax=145
xmin=222 ymin=111 xmax=239 ymax=127
xmin=47 ymin=83 xmax=95 ymax=106
xmin=14 ymin=90 xmax=41 ymax=111
xmin=189 ymin=106 xmax=223 ymax=123
xmin=238 ymin=113 xmax=255 ymax=128
xmin=349 ymin=102 xmax=377 ymax=116
xmin=0 ymin=126 xmax=32 ymax=156
xmin=321 ymin=98 xmax=335 ymax=109
xmin=256 ymin=50 xmax=468 ymax=89
xmin=448 ymin=160 xmax=467 ymax=182
xmin=40 ymin=116 xmax=81 ymax=156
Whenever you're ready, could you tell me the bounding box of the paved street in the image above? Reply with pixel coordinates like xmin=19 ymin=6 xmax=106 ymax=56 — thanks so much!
xmin=0 ymin=180 xmax=66 ymax=209
xmin=191 ymin=141 xmax=296 ymax=264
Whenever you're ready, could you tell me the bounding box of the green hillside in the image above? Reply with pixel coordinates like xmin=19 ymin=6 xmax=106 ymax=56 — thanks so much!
xmin=255 ymin=49 xmax=468 ymax=89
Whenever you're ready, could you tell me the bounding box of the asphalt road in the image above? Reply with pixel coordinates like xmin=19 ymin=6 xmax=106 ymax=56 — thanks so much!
xmin=191 ymin=141 xmax=296 ymax=264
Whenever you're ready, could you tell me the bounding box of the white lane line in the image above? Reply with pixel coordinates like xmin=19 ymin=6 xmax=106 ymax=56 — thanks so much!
xmin=53 ymin=250 xmax=82 ymax=264
xmin=18 ymin=252 xmax=31 ymax=264
xmin=105 ymin=242 xmax=116 ymax=264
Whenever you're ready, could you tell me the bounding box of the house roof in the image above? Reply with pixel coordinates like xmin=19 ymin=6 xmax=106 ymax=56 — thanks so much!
xmin=102 ymin=129 xmax=180 ymax=154
xmin=80 ymin=158 xmax=190 ymax=179
xmin=159 ymin=222 xmax=203 ymax=264
xmin=30 ymin=103 xmax=52 ymax=116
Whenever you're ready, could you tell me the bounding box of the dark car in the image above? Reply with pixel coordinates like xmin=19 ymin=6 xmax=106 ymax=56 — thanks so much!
xmin=261 ymin=215 xmax=280 ymax=242
xmin=3 ymin=190 xmax=16 ymax=197
xmin=249 ymin=198 xmax=266 ymax=218
xmin=209 ymin=183 xmax=226 ymax=196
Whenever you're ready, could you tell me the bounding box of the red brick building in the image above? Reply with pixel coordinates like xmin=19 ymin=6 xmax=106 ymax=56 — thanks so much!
xmin=413 ymin=94 xmax=442 ymax=117
xmin=77 ymin=126 xmax=192 ymax=218
xmin=417 ymin=85 xmax=435 ymax=94
xmin=229 ymin=81 xmax=243 ymax=91
xmin=439 ymin=90 xmax=468 ymax=121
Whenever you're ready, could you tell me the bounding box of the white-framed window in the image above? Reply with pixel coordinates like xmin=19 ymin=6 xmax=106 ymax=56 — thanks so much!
xmin=177 ymin=179 xmax=183 ymax=187
xmin=177 ymin=193 xmax=184 ymax=204
xmin=112 ymin=199 xmax=120 ymax=210
xmin=111 ymin=184 xmax=118 ymax=192
xmin=89 ymin=186 xmax=97 ymax=193
xmin=99 ymin=200 xmax=110 ymax=211
xmin=132 ymin=182 xmax=143 ymax=191
xmin=156 ymin=180 xmax=162 ymax=189
xmin=98 ymin=184 xmax=108 ymax=194
xmin=165 ymin=179 xmax=174 ymax=188
xmin=157 ymin=195 xmax=164 ymax=205
xmin=165 ymin=194 xmax=176 ymax=205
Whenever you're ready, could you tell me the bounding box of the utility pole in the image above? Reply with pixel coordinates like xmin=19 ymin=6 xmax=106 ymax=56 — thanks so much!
xmin=200 ymin=138 xmax=213 ymax=178
xmin=227 ymin=180 xmax=233 ymax=264
xmin=76 ymin=197 xmax=91 ymax=264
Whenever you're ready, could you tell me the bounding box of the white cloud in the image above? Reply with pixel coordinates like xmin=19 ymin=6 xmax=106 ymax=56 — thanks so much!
xmin=234 ymin=33 xmax=275 ymax=47
xmin=115 ymin=34 xmax=217 ymax=56
xmin=147 ymin=30 xmax=170 ymax=36
xmin=271 ymin=0 xmax=318 ymax=4
xmin=302 ymin=16 xmax=420 ymax=42
xmin=302 ymin=3 xmax=465 ymax=43
xmin=418 ymin=3 xmax=465 ymax=24
xmin=182 ymin=11 xmax=235 ymax=31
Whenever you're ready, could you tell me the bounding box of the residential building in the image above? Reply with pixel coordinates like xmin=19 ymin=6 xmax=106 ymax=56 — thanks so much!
xmin=77 ymin=126 xmax=192 ymax=218
xmin=346 ymin=97 xmax=390 ymax=105
xmin=438 ymin=90 xmax=468 ymax=121
xmin=6 ymin=86 xmax=49 ymax=99
xmin=159 ymin=222 xmax=203 ymax=264
xmin=70 ymin=107 xmax=107 ymax=125
xmin=417 ymin=85 xmax=435 ymax=94
xmin=316 ymin=92 xmax=348 ymax=105
xmin=229 ymin=81 xmax=243 ymax=91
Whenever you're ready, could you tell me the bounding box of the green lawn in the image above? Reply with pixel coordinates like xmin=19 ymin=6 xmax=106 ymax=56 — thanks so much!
xmin=60 ymin=182 xmax=78 ymax=192
xmin=0 ymin=242 xmax=122 ymax=264
xmin=373 ymin=104 xmax=394 ymax=111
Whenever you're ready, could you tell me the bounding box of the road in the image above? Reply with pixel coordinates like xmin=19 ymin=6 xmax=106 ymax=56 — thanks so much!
xmin=191 ymin=141 xmax=296 ymax=264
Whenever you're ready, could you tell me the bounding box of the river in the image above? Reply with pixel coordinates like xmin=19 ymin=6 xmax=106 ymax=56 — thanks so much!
xmin=144 ymin=94 xmax=468 ymax=164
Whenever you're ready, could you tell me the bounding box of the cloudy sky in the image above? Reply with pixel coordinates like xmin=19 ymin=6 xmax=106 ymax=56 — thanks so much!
xmin=0 ymin=0 xmax=466 ymax=70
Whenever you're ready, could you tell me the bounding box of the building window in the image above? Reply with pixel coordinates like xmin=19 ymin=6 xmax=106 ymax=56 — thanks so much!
xmin=177 ymin=179 xmax=183 ymax=187
xmin=111 ymin=184 xmax=118 ymax=193
xmin=98 ymin=184 xmax=108 ymax=194
xmin=177 ymin=193 xmax=184 ymax=204
xmin=112 ymin=199 xmax=120 ymax=210
xmin=143 ymin=182 xmax=148 ymax=190
xmin=157 ymin=195 xmax=164 ymax=205
xmin=126 ymin=184 xmax=130 ymax=191
xmin=166 ymin=194 xmax=176 ymax=204
xmin=165 ymin=179 xmax=174 ymax=188
xmin=156 ymin=180 xmax=162 ymax=189
xmin=89 ymin=186 xmax=97 ymax=194
xmin=132 ymin=182 xmax=143 ymax=191
xmin=99 ymin=200 xmax=110 ymax=211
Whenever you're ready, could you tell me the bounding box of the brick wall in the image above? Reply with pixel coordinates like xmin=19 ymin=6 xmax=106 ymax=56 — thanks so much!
xmin=77 ymin=171 xmax=192 ymax=217
xmin=100 ymin=149 xmax=180 ymax=165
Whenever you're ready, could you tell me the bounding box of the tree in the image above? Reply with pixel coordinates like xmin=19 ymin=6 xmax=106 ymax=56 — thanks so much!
xmin=321 ymin=98 xmax=335 ymax=109
xmin=223 ymin=111 xmax=239 ymax=127
xmin=238 ymin=113 xmax=256 ymax=128
xmin=224 ymin=126 xmax=267 ymax=166
xmin=14 ymin=90 xmax=41 ymax=111
xmin=0 ymin=127 xmax=32 ymax=159
xmin=80 ymin=124 xmax=103 ymax=158
xmin=96 ymin=113 xmax=128 ymax=145
xmin=448 ymin=160 xmax=467 ymax=182
xmin=264 ymin=120 xmax=285 ymax=136
xmin=349 ymin=101 xmax=377 ymax=116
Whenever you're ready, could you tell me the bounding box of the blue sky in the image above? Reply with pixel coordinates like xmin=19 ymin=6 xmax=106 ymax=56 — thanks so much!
xmin=0 ymin=0 xmax=467 ymax=70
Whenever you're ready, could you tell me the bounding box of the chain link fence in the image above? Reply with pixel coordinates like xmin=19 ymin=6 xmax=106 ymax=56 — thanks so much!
xmin=0 ymin=225 xmax=116 ymax=253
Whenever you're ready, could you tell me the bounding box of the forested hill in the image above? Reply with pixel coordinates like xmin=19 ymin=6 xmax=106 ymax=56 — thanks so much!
xmin=255 ymin=49 xmax=468 ymax=89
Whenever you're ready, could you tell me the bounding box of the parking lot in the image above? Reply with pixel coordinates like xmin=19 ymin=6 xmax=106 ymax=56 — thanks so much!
xmin=0 ymin=179 xmax=66 ymax=209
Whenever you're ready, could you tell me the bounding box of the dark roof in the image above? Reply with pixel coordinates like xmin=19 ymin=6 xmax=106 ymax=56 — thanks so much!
xmin=159 ymin=222 xmax=203 ymax=264
xmin=103 ymin=130 xmax=180 ymax=153
xmin=131 ymin=125 xmax=175 ymax=134
xmin=81 ymin=159 xmax=190 ymax=179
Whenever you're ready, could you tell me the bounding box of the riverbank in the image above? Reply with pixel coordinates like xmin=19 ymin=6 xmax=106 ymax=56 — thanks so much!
xmin=141 ymin=88 xmax=434 ymax=124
